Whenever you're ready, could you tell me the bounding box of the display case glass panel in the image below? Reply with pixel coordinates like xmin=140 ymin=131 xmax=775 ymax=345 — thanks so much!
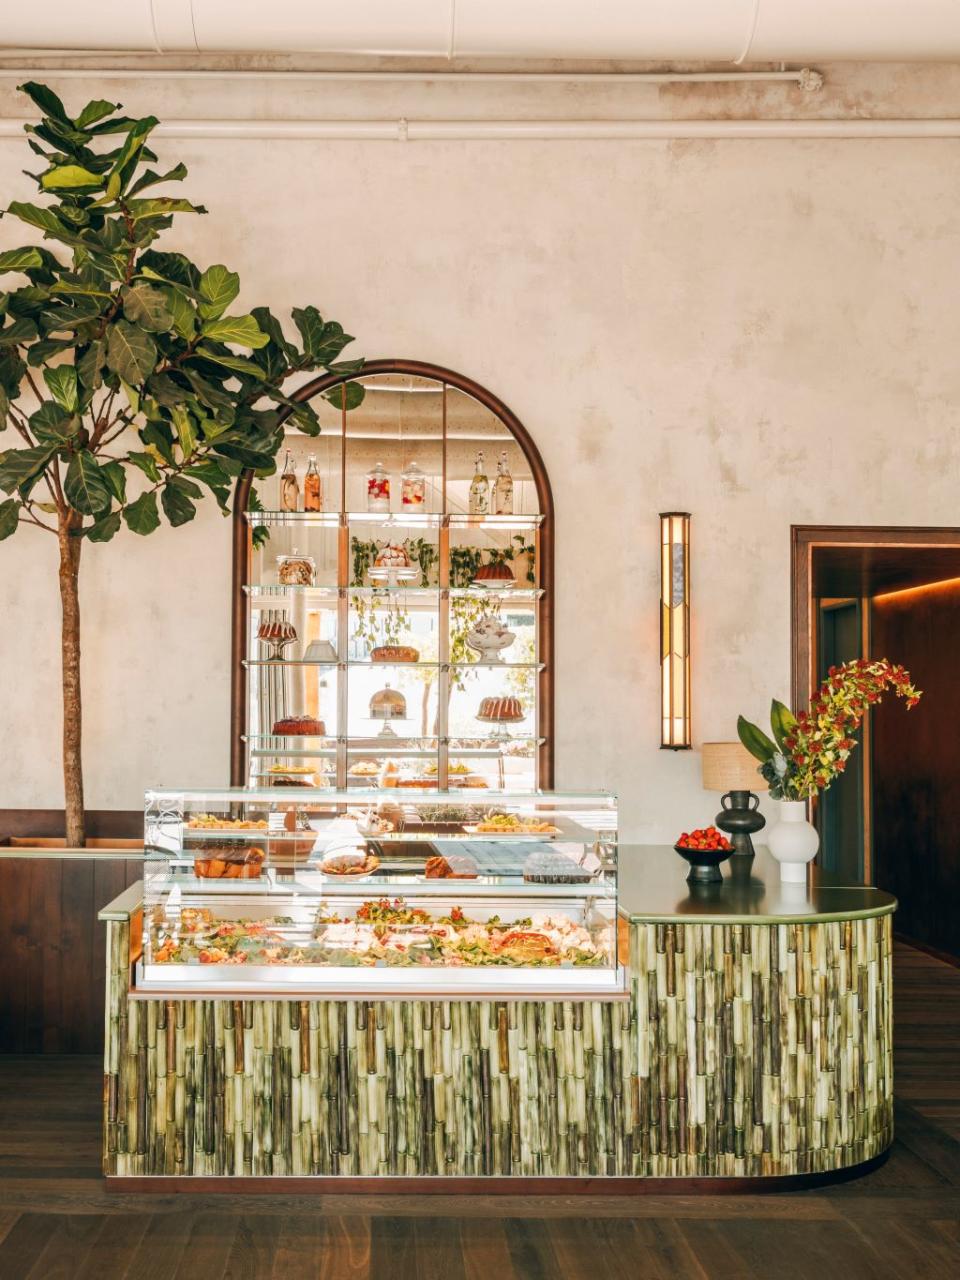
xmin=140 ymin=787 xmax=620 ymax=996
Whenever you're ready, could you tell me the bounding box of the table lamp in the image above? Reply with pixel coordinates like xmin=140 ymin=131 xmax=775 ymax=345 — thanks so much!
xmin=701 ymin=742 xmax=767 ymax=865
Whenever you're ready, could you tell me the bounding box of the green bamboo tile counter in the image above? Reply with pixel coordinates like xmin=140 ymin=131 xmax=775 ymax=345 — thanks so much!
xmin=100 ymin=847 xmax=895 ymax=1186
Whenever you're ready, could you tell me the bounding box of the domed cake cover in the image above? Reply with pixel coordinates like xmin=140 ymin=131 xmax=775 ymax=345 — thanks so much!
xmin=369 ymin=684 xmax=407 ymax=720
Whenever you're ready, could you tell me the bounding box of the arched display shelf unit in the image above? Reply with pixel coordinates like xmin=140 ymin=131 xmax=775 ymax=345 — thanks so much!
xmin=230 ymin=359 xmax=554 ymax=791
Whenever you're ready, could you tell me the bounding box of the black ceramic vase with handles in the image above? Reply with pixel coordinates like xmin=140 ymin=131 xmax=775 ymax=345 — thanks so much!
xmin=715 ymin=789 xmax=766 ymax=872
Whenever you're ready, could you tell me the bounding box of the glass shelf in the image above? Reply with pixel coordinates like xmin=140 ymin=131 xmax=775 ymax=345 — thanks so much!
xmin=244 ymin=584 xmax=339 ymax=599
xmin=246 ymin=511 xmax=543 ymax=530
xmin=244 ymin=659 xmax=340 ymax=669
xmin=450 ymin=662 xmax=544 ymax=671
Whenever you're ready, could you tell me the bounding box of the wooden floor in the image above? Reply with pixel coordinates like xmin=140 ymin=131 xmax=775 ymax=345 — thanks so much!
xmin=0 ymin=942 xmax=958 ymax=1280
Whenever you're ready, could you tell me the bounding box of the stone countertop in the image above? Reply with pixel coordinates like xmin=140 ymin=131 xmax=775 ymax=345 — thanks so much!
xmin=617 ymin=845 xmax=896 ymax=925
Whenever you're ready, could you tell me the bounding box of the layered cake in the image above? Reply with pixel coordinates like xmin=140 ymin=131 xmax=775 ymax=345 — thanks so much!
xmin=476 ymin=695 xmax=524 ymax=723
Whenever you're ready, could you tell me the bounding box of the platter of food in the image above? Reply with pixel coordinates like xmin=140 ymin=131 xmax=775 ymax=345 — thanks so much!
xmin=466 ymin=813 xmax=561 ymax=836
xmin=149 ymin=897 xmax=608 ymax=970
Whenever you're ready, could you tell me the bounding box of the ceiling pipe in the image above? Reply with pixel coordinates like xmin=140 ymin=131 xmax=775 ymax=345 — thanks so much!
xmin=0 ymin=117 xmax=957 ymax=140
xmin=2 ymin=1 xmax=959 ymax=61
xmin=0 ymin=68 xmax=824 ymax=88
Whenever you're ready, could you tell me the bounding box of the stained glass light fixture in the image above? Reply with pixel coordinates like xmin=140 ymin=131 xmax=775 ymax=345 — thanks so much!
xmin=660 ymin=512 xmax=691 ymax=749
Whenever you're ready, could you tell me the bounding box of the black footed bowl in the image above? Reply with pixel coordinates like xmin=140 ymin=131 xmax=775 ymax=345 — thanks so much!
xmin=674 ymin=843 xmax=734 ymax=884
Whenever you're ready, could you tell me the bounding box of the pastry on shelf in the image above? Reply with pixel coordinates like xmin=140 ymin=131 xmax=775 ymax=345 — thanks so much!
xmin=476 ymin=695 xmax=525 ymax=724
xmin=368 ymin=542 xmax=419 ymax=585
xmin=193 ymin=843 xmax=265 ymax=879
xmin=187 ymin=814 xmax=269 ymax=831
xmin=321 ymin=849 xmax=381 ymax=876
xmin=370 ymin=644 xmax=420 ymax=663
xmin=276 ymin=552 xmax=316 ymax=586
xmin=424 ymin=853 xmax=479 ymax=879
xmin=356 ymin=809 xmax=395 ymax=836
xmin=349 ymin=760 xmax=379 ymax=778
xmin=472 ymin=560 xmax=515 ymax=588
xmin=265 ymin=763 xmax=319 ymax=787
xmin=272 ymin=715 xmax=326 ymax=736
xmin=472 ymin=812 xmax=560 ymax=834
xmin=457 ymin=776 xmax=489 ymax=789
xmin=257 ymin=616 xmax=298 ymax=644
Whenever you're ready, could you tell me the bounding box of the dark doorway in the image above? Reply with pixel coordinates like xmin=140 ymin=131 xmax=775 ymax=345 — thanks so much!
xmin=792 ymin=527 xmax=960 ymax=961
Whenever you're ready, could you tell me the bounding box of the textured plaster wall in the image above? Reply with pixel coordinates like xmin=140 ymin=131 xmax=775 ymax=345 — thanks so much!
xmin=1 ymin=62 xmax=959 ymax=841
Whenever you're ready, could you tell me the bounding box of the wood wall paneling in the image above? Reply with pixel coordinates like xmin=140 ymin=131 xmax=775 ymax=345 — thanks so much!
xmin=871 ymin=579 xmax=960 ymax=958
xmin=0 ymin=857 xmax=142 ymax=1054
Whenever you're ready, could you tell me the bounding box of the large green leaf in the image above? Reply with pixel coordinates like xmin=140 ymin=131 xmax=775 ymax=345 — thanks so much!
xmin=770 ymin=699 xmax=799 ymax=750
xmin=0 ymin=248 xmax=44 ymax=273
xmin=5 ymin=201 xmax=87 ymax=247
xmin=160 ymin=479 xmax=196 ymax=527
xmin=128 ymin=162 xmax=188 ymax=196
xmin=737 ymin=715 xmax=778 ymax=764
xmin=170 ymin=404 xmax=196 ymax=460
xmin=137 ymin=250 xmax=200 ymax=291
xmin=127 ymin=197 xmax=206 ymax=220
xmin=0 ymin=443 xmax=56 ymax=493
xmin=250 ymin=306 xmax=297 ymax=360
xmin=18 ymin=81 xmax=70 ymax=125
xmin=126 ymin=451 xmax=161 ymax=484
xmin=122 ymin=283 xmax=173 ymax=333
xmin=322 ymin=381 xmax=365 ymax=411
xmin=201 ymin=314 xmax=269 ymax=349
xmin=0 ymin=497 xmax=20 ymax=540
xmin=108 ymin=116 xmax=159 ymax=189
xmin=75 ymin=98 xmax=120 ymax=130
xmin=76 ymin=339 xmax=105 ymax=392
xmin=0 ymin=316 xmax=39 ymax=347
xmin=64 ymin=450 xmax=112 ymax=514
xmin=30 ymin=401 xmax=77 ymax=444
xmin=100 ymin=460 xmax=127 ymax=505
xmin=187 ymin=458 xmax=232 ymax=511
xmin=84 ymin=510 xmax=122 ymax=543
xmin=123 ymin=490 xmax=160 ymax=536
xmin=197 ymin=264 xmax=239 ymax=320
xmin=194 ymin=346 xmax=260 ymax=377
xmin=162 ymin=287 xmax=196 ymax=340
xmin=41 ymin=164 xmax=104 ymax=191
xmin=105 ymin=320 xmax=157 ymax=385
xmin=43 ymin=365 xmax=79 ymax=413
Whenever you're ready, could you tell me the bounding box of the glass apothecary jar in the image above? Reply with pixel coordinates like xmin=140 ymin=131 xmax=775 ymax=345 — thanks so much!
xmin=366 ymin=462 xmax=391 ymax=513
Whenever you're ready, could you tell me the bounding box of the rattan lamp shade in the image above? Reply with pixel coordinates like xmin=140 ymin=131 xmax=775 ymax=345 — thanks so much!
xmin=701 ymin=741 xmax=767 ymax=793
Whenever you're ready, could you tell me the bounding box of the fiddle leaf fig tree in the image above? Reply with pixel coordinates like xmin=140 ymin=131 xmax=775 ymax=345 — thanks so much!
xmin=0 ymin=83 xmax=364 ymax=847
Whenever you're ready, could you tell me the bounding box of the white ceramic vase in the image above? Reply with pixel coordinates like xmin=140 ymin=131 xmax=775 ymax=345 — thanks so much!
xmin=767 ymin=800 xmax=819 ymax=883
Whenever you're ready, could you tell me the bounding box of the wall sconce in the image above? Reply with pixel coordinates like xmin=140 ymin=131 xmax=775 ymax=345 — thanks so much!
xmin=660 ymin=512 xmax=691 ymax=749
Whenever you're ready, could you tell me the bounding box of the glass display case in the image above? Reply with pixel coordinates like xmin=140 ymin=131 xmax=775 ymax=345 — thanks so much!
xmin=139 ymin=786 xmax=621 ymax=996
xmin=238 ymin=371 xmax=548 ymax=794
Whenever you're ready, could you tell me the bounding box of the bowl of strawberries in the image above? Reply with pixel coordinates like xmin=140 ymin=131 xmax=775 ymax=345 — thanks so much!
xmin=674 ymin=826 xmax=734 ymax=883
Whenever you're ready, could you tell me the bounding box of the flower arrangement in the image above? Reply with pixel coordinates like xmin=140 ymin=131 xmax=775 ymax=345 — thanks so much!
xmin=738 ymin=658 xmax=921 ymax=800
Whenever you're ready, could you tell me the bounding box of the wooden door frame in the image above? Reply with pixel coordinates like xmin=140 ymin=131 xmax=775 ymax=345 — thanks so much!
xmin=791 ymin=525 xmax=960 ymax=708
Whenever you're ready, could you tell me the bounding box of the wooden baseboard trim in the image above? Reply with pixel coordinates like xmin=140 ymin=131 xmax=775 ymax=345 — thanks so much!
xmin=104 ymin=1153 xmax=889 ymax=1195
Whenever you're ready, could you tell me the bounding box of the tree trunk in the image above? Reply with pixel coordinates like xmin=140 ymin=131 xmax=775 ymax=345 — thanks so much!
xmin=58 ymin=512 xmax=85 ymax=849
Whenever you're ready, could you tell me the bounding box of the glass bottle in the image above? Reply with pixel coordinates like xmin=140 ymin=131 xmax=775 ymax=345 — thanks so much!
xmin=366 ymin=461 xmax=391 ymax=513
xmin=468 ymin=451 xmax=489 ymax=516
xmin=280 ymin=449 xmax=299 ymax=512
xmin=401 ymin=459 xmax=426 ymax=509
xmin=304 ymin=454 xmax=322 ymax=512
xmin=492 ymin=450 xmax=514 ymax=515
